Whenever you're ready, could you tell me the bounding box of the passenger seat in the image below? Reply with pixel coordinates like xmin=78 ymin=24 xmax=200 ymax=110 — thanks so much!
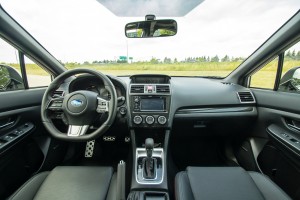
xmin=175 ymin=167 xmax=291 ymax=200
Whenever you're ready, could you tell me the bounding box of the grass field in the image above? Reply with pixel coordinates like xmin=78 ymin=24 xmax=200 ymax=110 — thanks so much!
xmin=6 ymin=60 xmax=300 ymax=88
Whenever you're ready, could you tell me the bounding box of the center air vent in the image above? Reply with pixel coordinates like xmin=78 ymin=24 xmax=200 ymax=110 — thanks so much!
xmin=130 ymin=85 xmax=144 ymax=93
xmin=156 ymin=85 xmax=170 ymax=93
xmin=237 ymin=92 xmax=255 ymax=103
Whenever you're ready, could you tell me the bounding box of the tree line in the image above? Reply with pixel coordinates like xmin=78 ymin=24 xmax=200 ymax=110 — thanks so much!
xmin=285 ymin=50 xmax=300 ymax=60
xmin=150 ymin=55 xmax=245 ymax=64
xmin=65 ymin=50 xmax=300 ymax=65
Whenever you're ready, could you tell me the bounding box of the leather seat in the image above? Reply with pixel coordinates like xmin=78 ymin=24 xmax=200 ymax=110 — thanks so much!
xmin=8 ymin=166 xmax=117 ymax=200
xmin=175 ymin=167 xmax=291 ymax=200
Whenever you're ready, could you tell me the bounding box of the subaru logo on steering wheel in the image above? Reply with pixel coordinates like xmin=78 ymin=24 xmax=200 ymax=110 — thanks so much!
xmin=71 ymin=99 xmax=83 ymax=107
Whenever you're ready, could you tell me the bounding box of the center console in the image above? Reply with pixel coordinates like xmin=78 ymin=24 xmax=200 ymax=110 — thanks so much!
xmin=127 ymin=75 xmax=171 ymax=199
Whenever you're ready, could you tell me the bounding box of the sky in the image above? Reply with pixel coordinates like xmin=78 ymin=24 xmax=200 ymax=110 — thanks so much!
xmin=0 ymin=0 xmax=300 ymax=63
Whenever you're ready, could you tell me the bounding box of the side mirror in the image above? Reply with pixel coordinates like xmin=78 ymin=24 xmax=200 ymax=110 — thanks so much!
xmin=125 ymin=19 xmax=177 ymax=38
xmin=279 ymin=67 xmax=300 ymax=92
xmin=0 ymin=64 xmax=24 ymax=92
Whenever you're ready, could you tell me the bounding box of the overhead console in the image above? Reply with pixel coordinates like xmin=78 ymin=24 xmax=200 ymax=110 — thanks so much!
xmin=129 ymin=75 xmax=171 ymax=128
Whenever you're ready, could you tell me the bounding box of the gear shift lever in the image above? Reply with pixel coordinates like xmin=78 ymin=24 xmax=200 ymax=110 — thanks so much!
xmin=144 ymin=138 xmax=156 ymax=179
xmin=145 ymin=138 xmax=154 ymax=158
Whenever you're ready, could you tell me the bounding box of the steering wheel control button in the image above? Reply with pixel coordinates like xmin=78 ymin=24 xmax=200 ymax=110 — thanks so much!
xmin=67 ymin=94 xmax=87 ymax=113
xmin=48 ymin=99 xmax=63 ymax=110
xmin=97 ymin=97 xmax=109 ymax=113
xmin=145 ymin=116 xmax=155 ymax=125
xmin=158 ymin=116 xmax=167 ymax=125
xmin=133 ymin=116 xmax=143 ymax=124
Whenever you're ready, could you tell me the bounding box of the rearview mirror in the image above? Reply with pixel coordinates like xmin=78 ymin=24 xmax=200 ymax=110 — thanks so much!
xmin=125 ymin=19 xmax=177 ymax=38
xmin=279 ymin=66 xmax=300 ymax=92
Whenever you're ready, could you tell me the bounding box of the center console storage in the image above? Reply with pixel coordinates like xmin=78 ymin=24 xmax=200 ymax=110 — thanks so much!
xmin=127 ymin=191 xmax=169 ymax=200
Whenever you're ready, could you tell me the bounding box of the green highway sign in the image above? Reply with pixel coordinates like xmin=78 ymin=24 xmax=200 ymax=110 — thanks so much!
xmin=119 ymin=56 xmax=127 ymax=60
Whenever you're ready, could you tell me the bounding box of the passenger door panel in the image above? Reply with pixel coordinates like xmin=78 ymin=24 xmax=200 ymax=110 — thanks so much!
xmin=251 ymin=89 xmax=300 ymax=199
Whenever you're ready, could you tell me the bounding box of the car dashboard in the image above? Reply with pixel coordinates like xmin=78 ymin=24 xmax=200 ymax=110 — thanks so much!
xmin=53 ymin=73 xmax=257 ymax=137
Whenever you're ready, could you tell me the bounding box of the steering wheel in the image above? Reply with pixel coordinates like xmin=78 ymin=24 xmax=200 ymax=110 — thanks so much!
xmin=41 ymin=69 xmax=117 ymax=141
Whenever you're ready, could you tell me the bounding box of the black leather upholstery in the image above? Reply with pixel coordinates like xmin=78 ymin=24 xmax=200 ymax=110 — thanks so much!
xmin=8 ymin=172 xmax=50 ymax=200
xmin=175 ymin=167 xmax=291 ymax=200
xmin=248 ymin=172 xmax=292 ymax=200
xmin=8 ymin=166 xmax=114 ymax=200
xmin=175 ymin=171 xmax=194 ymax=200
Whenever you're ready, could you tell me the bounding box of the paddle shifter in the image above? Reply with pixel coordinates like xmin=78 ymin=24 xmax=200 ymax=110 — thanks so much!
xmin=144 ymin=138 xmax=156 ymax=179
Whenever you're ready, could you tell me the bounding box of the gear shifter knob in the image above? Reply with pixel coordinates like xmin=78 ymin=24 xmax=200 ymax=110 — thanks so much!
xmin=145 ymin=138 xmax=154 ymax=158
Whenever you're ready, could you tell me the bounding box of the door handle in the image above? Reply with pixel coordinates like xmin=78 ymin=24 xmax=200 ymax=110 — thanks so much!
xmin=287 ymin=124 xmax=300 ymax=132
xmin=0 ymin=121 xmax=15 ymax=129
xmin=0 ymin=117 xmax=16 ymax=129
xmin=285 ymin=118 xmax=300 ymax=132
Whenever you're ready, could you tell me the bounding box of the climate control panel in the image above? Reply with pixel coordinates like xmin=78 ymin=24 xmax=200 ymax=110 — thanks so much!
xmin=132 ymin=114 xmax=168 ymax=127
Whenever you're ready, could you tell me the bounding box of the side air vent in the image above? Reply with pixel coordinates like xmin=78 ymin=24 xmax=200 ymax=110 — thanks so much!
xmin=52 ymin=90 xmax=64 ymax=98
xmin=156 ymin=85 xmax=170 ymax=93
xmin=237 ymin=92 xmax=255 ymax=103
xmin=130 ymin=85 xmax=144 ymax=93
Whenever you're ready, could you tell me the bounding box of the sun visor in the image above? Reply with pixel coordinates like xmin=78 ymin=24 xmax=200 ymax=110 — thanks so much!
xmin=96 ymin=0 xmax=204 ymax=17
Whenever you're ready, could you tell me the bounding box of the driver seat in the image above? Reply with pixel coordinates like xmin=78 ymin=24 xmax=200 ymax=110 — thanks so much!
xmin=8 ymin=166 xmax=117 ymax=200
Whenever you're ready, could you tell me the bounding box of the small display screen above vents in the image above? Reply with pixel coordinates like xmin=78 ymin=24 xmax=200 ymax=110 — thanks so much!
xmin=130 ymin=75 xmax=171 ymax=84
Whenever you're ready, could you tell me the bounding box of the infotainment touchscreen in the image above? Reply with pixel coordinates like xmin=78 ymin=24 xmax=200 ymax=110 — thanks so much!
xmin=140 ymin=98 xmax=164 ymax=111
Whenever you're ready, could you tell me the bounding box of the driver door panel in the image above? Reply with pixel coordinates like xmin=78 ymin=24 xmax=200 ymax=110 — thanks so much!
xmin=0 ymin=88 xmax=61 ymax=199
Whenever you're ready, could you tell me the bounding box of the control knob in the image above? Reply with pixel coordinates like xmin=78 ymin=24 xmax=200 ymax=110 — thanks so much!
xmin=133 ymin=116 xmax=142 ymax=124
xmin=145 ymin=116 xmax=155 ymax=125
xmin=158 ymin=116 xmax=167 ymax=125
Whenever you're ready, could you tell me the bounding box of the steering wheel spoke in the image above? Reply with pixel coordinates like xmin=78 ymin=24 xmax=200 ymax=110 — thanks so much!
xmin=47 ymin=97 xmax=64 ymax=111
xmin=67 ymin=125 xmax=89 ymax=137
xmin=96 ymin=97 xmax=109 ymax=113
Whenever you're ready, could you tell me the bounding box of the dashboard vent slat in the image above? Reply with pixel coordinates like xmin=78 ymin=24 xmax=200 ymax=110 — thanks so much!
xmin=130 ymin=85 xmax=144 ymax=93
xmin=237 ymin=92 xmax=255 ymax=103
xmin=156 ymin=85 xmax=170 ymax=93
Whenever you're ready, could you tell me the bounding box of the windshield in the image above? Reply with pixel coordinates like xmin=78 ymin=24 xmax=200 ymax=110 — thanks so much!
xmin=1 ymin=0 xmax=299 ymax=77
